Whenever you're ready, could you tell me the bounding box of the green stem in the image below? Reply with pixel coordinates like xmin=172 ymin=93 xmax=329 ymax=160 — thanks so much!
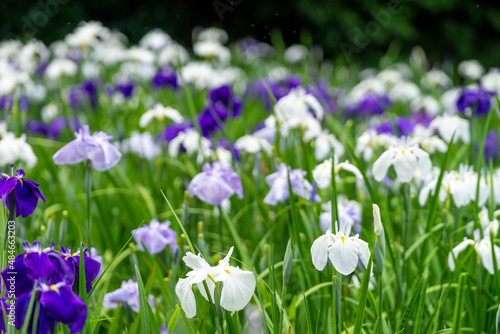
xmin=85 ymin=159 xmax=93 ymax=255
xmin=217 ymin=205 xmax=223 ymax=252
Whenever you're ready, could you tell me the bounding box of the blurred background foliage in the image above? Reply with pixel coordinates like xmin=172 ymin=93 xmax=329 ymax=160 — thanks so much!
xmin=1 ymin=0 xmax=499 ymax=67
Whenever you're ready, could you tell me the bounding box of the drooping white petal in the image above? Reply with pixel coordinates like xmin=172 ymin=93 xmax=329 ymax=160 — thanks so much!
xmin=175 ymin=276 xmax=200 ymax=318
xmin=372 ymin=149 xmax=396 ymax=181
xmin=219 ymin=267 xmax=256 ymax=312
xmin=448 ymin=239 xmax=474 ymax=271
xmin=310 ymin=234 xmax=335 ymax=271
xmin=477 ymin=240 xmax=495 ymax=275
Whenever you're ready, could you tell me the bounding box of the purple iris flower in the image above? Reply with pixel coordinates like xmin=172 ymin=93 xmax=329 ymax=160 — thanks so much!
xmin=116 ymin=79 xmax=135 ymax=98
xmin=103 ymin=279 xmax=155 ymax=313
xmin=484 ymin=130 xmax=499 ymax=164
xmin=132 ymin=219 xmax=178 ymax=256
xmin=160 ymin=123 xmax=193 ymax=143
xmin=152 ymin=67 xmax=178 ymax=90
xmin=27 ymin=121 xmax=49 ymax=137
xmin=346 ymin=93 xmax=391 ymax=115
xmin=0 ymin=167 xmax=46 ymax=218
xmin=19 ymin=96 xmax=30 ymax=111
xmin=374 ymin=120 xmax=393 ymax=135
xmin=15 ymin=282 xmax=87 ymax=334
xmin=264 ymin=163 xmax=320 ymax=205
xmin=412 ymin=110 xmax=433 ymax=127
xmin=187 ymin=162 xmax=244 ymax=205
xmin=245 ymin=77 xmax=301 ymax=110
xmin=457 ymin=87 xmax=495 ymax=116
xmin=52 ymin=125 xmax=122 ymax=171
xmin=59 ymin=246 xmax=101 ymax=293
xmin=27 ymin=118 xmax=81 ymax=140
xmin=49 ymin=117 xmax=81 ymax=139
xmin=1 ymin=241 xmax=74 ymax=298
xmin=209 ymin=85 xmax=242 ymax=115
xmin=395 ymin=117 xmax=415 ymax=136
xmin=306 ymin=80 xmax=336 ymax=113
xmin=197 ymin=86 xmax=242 ymax=136
xmin=197 ymin=105 xmax=229 ymax=136
xmin=69 ymin=79 xmax=99 ymax=110
xmin=217 ymin=138 xmax=240 ymax=161
xmin=36 ymin=62 xmax=48 ymax=77
xmin=0 ymin=95 xmax=13 ymax=112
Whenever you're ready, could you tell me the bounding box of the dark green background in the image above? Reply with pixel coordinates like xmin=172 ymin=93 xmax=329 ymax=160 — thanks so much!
xmin=1 ymin=0 xmax=500 ymax=67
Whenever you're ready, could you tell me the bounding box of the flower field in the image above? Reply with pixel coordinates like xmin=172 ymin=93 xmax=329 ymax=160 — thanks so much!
xmin=1 ymin=21 xmax=500 ymax=333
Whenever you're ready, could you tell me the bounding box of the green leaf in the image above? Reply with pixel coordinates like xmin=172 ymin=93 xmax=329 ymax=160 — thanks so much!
xmin=353 ymin=256 xmax=374 ymax=334
xmin=135 ymin=265 xmax=152 ymax=334
xmin=396 ymin=277 xmax=424 ymax=333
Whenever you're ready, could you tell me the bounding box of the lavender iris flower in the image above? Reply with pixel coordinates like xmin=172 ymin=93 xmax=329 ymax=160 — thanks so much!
xmin=132 ymin=219 xmax=178 ymax=255
xmin=60 ymin=246 xmax=102 ymax=293
xmin=103 ymin=279 xmax=155 ymax=313
xmin=152 ymin=67 xmax=178 ymax=90
xmin=319 ymin=199 xmax=362 ymax=235
xmin=0 ymin=167 xmax=46 ymax=218
xmin=187 ymin=162 xmax=244 ymax=205
xmin=457 ymin=87 xmax=495 ymax=116
xmin=1 ymin=241 xmax=74 ymax=298
xmin=15 ymin=282 xmax=87 ymax=334
xmin=264 ymin=163 xmax=320 ymax=205
xmin=52 ymin=125 xmax=122 ymax=171
xmin=484 ymin=130 xmax=499 ymax=164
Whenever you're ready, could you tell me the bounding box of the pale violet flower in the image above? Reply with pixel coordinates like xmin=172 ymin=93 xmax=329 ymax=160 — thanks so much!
xmin=449 ymin=231 xmax=500 ymax=275
xmin=187 ymin=162 xmax=243 ymax=205
xmin=311 ymin=221 xmax=370 ymax=275
xmin=139 ymin=104 xmax=184 ymax=128
xmin=132 ymin=219 xmax=178 ymax=255
xmin=103 ymin=280 xmax=155 ymax=312
xmin=264 ymin=163 xmax=319 ymax=205
xmin=372 ymin=138 xmax=431 ymax=183
xmin=312 ymin=156 xmax=362 ymax=190
xmin=319 ymin=196 xmax=362 ymax=234
xmin=175 ymin=247 xmax=256 ymax=318
xmin=52 ymin=125 xmax=122 ymax=171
